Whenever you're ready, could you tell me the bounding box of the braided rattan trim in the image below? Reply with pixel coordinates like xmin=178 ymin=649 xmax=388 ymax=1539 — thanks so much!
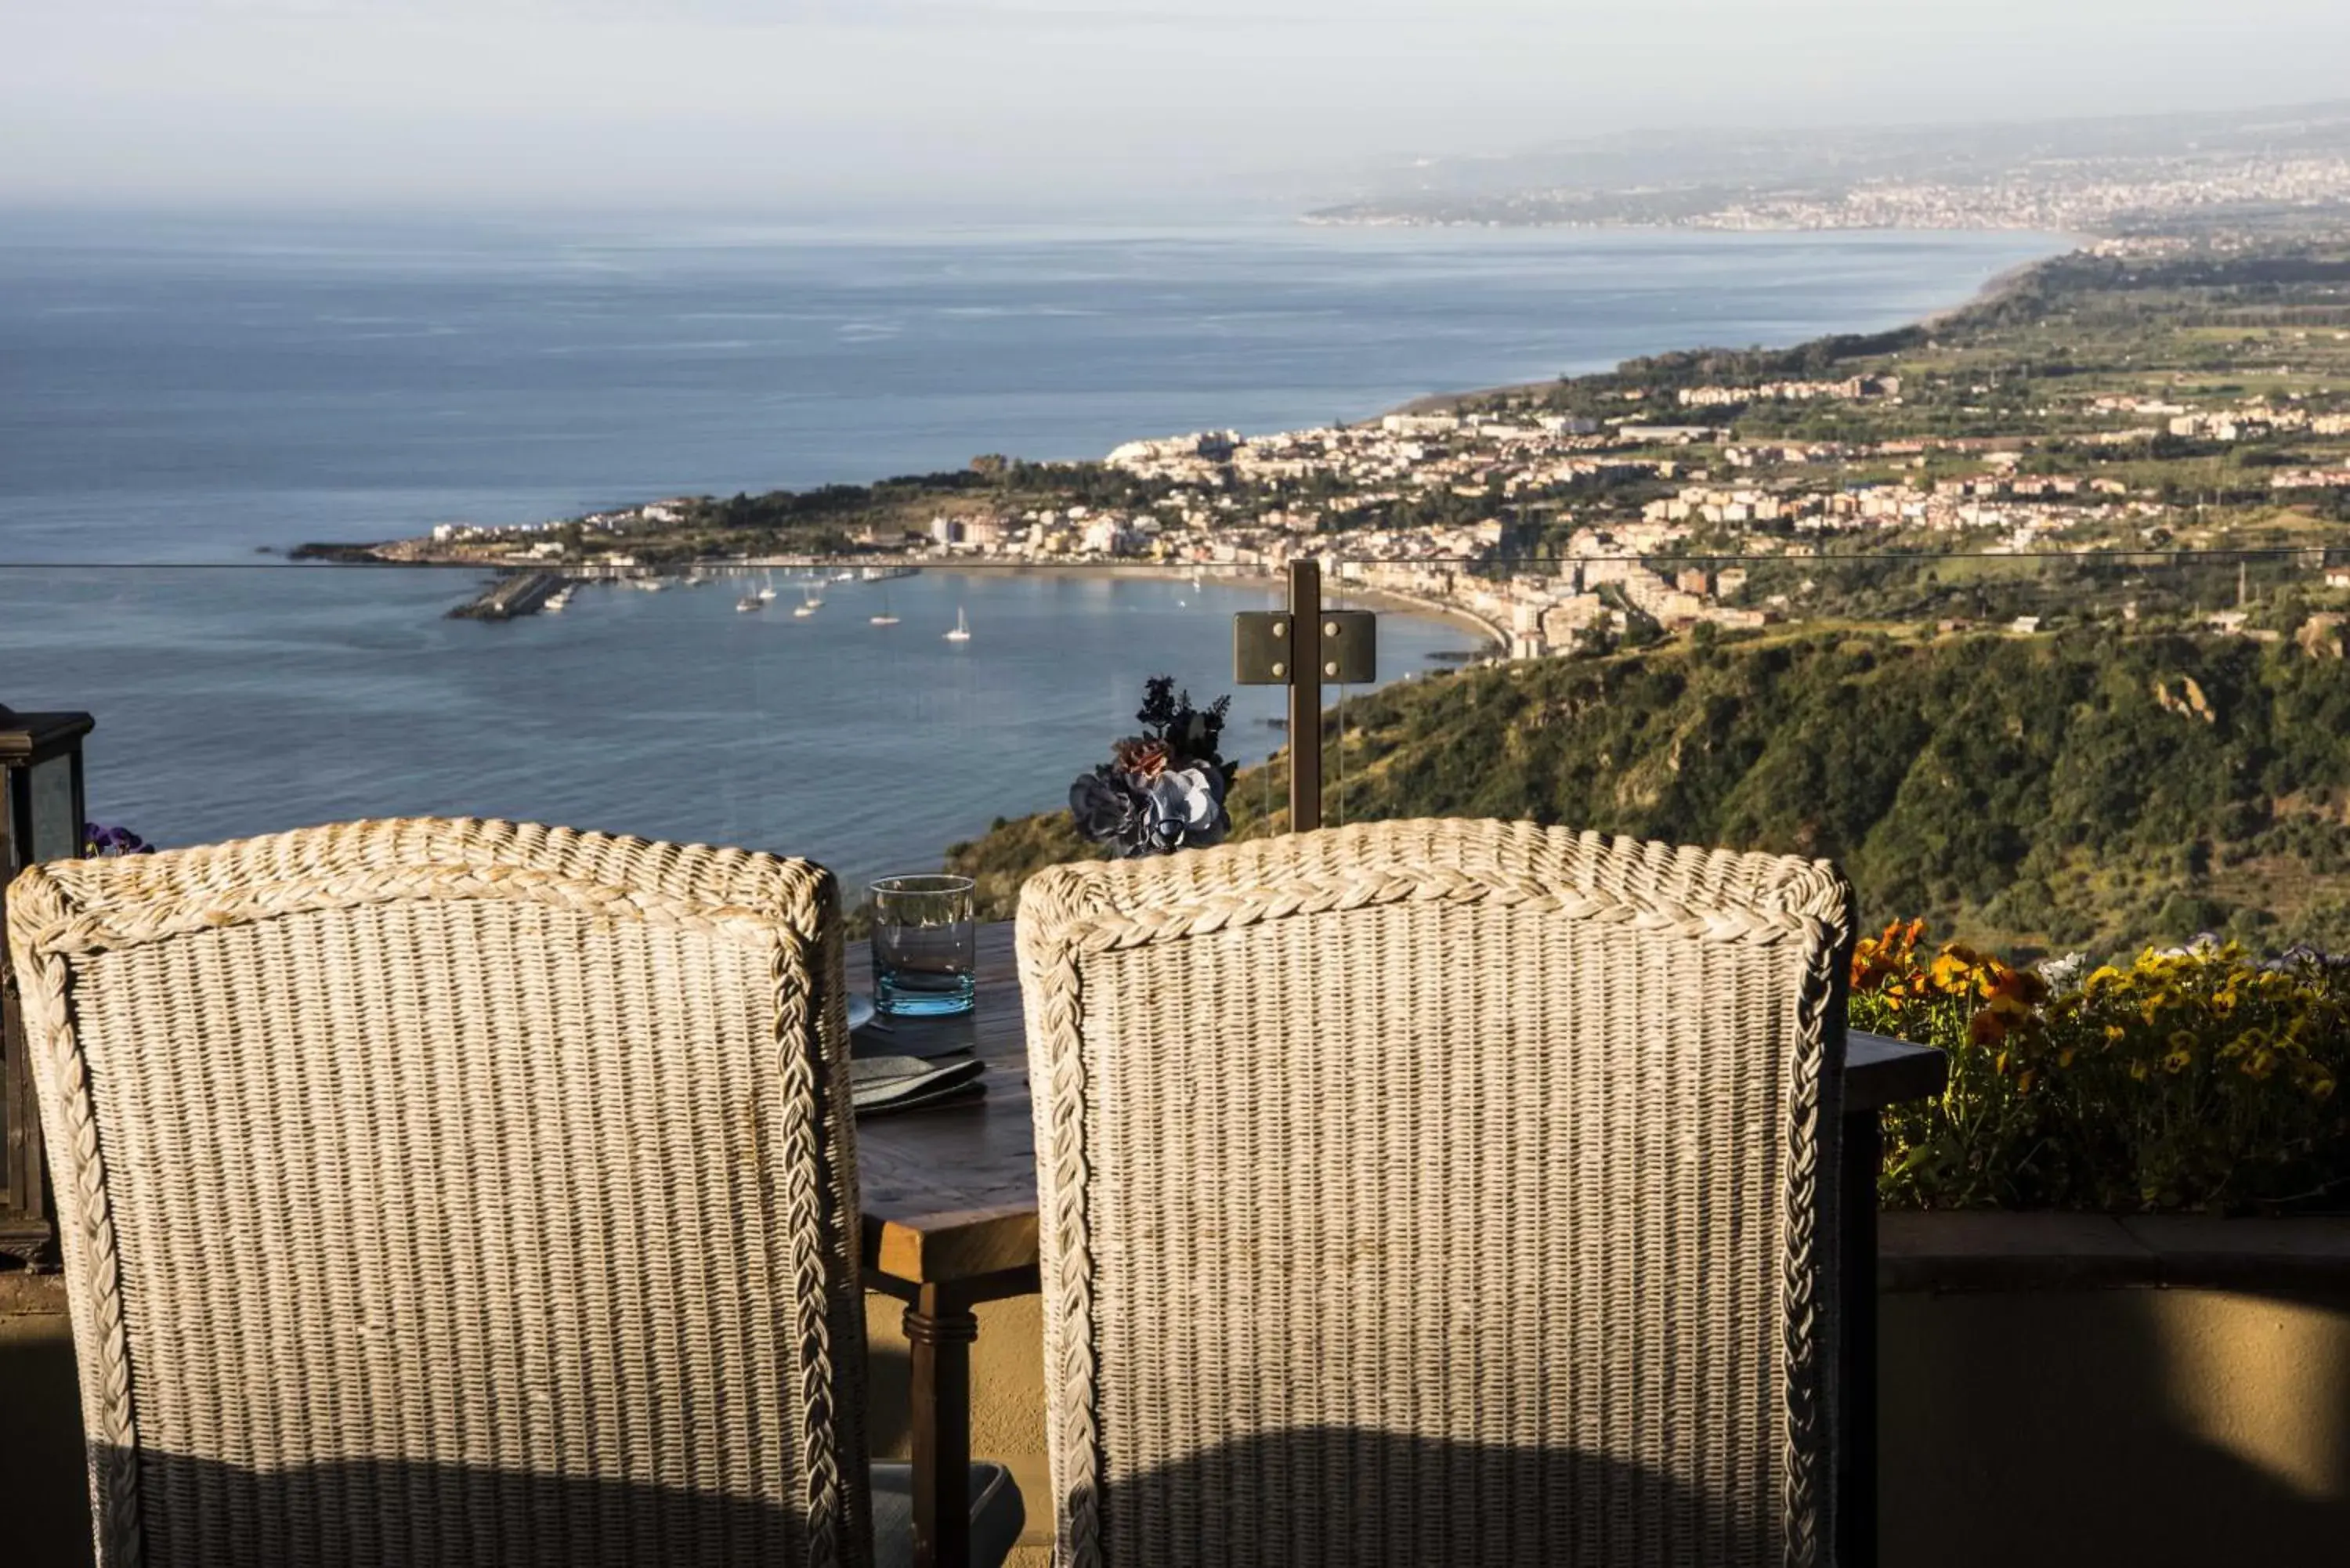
xmin=5 ymin=817 xmax=863 ymax=1568
xmin=9 ymin=868 xmax=145 ymax=1566
xmin=1777 ymin=900 xmax=1849 ymax=1568
xmin=1016 ymin=818 xmax=1854 ymax=1568
xmin=24 ymin=818 xmax=811 ymax=960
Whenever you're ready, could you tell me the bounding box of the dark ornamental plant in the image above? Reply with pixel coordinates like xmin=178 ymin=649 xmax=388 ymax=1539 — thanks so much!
xmin=82 ymin=822 xmax=155 ymax=858
xmin=1068 ymin=677 xmax=1236 ymax=858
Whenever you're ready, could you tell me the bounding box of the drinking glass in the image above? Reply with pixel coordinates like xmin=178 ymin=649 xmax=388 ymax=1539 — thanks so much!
xmin=869 ymin=874 xmax=977 ymax=1017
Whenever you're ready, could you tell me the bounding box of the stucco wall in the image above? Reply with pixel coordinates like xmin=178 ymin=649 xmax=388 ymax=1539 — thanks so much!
xmin=8 ymin=1261 xmax=2348 ymax=1566
xmin=863 ymin=1278 xmax=2350 ymax=1568
xmin=1881 ymin=1286 xmax=2350 ymax=1566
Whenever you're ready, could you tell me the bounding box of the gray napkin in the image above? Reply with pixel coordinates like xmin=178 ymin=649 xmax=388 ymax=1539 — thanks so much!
xmin=851 ymin=1054 xmax=986 ymax=1115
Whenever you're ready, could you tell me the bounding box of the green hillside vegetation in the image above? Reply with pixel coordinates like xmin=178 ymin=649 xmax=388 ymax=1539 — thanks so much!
xmin=947 ymin=629 xmax=2350 ymax=959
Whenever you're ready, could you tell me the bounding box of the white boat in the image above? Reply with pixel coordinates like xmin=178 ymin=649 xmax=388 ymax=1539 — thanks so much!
xmin=833 ymin=569 xmax=856 ymax=583
xmin=942 ymin=606 xmax=971 ymax=642
xmin=757 ymin=569 xmax=778 ymax=602
xmin=794 ymin=583 xmax=823 ymax=618
xmin=736 ymin=594 xmax=764 ymax=613
xmin=543 ymin=587 xmax=573 ymax=613
xmin=870 ymin=584 xmax=900 ymax=626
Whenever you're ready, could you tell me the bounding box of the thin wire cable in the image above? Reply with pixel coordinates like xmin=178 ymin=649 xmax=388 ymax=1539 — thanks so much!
xmin=1263 ymin=573 xmax=1279 ymax=836
xmin=5 ymin=545 xmax=2330 ymax=572
xmin=1332 ymin=572 xmax=1347 ymax=829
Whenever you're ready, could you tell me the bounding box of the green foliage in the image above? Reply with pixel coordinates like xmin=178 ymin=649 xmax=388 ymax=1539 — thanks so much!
xmin=951 ymin=630 xmax=2350 ymax=956
xmin=944 ymin=811 xmax=1097 ymax=924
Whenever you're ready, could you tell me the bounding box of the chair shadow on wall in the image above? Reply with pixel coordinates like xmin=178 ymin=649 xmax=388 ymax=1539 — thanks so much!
xmin=76 ymin=1449 xmax=844 ymax=1567
xmin=1880 ymin=1280 xmax=2350 ymax=1568
xmin=1083 ymin=1426 xmax=1764 ymax=1567
xmin=2 ymin=1328 xmax=920 ymax=1568
xmin=1 ymin=1322 xmax=89 ymax=1568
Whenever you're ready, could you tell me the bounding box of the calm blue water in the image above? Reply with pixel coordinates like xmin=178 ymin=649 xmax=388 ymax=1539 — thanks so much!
xmin=0 ymin=212 xmax=2059 ymax=882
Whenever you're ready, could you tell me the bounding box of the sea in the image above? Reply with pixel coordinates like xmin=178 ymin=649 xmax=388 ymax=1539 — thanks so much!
xmin=0 ymin=210 xmax=2061 ymax=888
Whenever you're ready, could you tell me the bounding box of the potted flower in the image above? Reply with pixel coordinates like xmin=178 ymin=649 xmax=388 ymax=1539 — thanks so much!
xmin=1067 ymin=677 xmax=1237 ymax=858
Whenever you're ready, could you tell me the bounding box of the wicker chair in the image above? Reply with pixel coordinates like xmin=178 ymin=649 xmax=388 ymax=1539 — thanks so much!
xmin=1016 ymin=818 xmax=1856 ymax=1568
xmin=6 ymin=818 xmax=1021 ymax=1568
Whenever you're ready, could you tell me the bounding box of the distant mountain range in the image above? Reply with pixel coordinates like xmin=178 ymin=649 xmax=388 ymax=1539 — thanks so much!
xmin=1304 ymin=99 xmax=2350 ymax=235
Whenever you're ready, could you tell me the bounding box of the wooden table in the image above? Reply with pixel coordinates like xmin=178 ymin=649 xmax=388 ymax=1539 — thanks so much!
xmin=851 ymin=923 xmax=1947 ymax=1568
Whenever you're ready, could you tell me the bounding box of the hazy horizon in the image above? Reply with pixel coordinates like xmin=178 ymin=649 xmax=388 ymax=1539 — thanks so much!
xmin=11 ymin=2 xmax=2350 ymax=217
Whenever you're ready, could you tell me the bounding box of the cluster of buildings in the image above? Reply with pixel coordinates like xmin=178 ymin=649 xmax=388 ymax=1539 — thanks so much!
xmin=378 ymin=361 xmax=2350 ymax=666
xmin=1105 ymin=411 xmax=1612 ymax=491
xmin=2272 ymin=468 xmax=2350 ymax=491
xmin=1637 ymin=471 xmax=2147 ymax=548
xmin=2077 ymin=390 xmax=2350 ymax=445
xmin=2164 ymin=403 xmax=2350 ymax=442
xmin=397 ymin=501 xmax=689 ymax=565
xmin=1674 ymin=375 xmax=1900 ymax=407
xmin=1689 ymin=154 xmax=2350 ymax=233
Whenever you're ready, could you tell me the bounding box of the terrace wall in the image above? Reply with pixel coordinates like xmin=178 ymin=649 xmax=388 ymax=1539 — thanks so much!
xmin=8 ymin=1220 xmax=2350 ymax=1566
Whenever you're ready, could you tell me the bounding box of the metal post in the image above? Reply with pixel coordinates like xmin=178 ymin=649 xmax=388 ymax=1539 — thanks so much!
xmin=1233 ymin=562 xmax=1369 ymax=836
xmin=1287 ymin=560 xmax=1323 ymax=833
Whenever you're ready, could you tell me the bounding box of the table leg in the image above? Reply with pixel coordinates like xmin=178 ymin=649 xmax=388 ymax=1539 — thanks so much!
xmin=905 ymin=1282 xmax=979 ymax=1568
xmin=1837 ymin=1108 xmax=1882 ymax=1568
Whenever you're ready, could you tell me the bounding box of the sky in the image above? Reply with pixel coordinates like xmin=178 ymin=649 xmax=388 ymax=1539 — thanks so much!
xmin=8 ymin=0 xmax=2350 ymax=214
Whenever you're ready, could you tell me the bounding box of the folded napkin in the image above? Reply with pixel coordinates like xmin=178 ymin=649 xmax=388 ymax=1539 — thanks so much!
xmin=851 ymin=1054 xmax=986 ymax=1115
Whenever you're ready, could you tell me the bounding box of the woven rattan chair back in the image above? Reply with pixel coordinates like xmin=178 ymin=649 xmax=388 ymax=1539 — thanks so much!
xmin=5 ymin=818 xmax=869 ymax=1568
xmin=1017 ymin=818 xmax=1855 ymax=1568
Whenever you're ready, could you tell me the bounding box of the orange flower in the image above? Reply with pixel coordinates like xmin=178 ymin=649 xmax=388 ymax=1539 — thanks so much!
xmin=1929 ymin=951 xmax=1974 ymax=992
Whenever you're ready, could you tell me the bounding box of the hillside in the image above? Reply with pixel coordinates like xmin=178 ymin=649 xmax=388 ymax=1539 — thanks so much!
xmin=946 ymin=628 xmax=2350 ymax=959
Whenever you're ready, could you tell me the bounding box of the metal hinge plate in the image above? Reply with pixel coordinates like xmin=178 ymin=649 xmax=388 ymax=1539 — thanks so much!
xmin=1233 ymin=610 xmax=1376 ymax=685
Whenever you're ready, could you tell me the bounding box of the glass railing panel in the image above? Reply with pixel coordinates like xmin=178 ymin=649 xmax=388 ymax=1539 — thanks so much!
xmin=11 ymin=544 xmax=2344 ymax=961
xmin=0 ymin=559 xmax=1483 ymax=909
xmin=1315 ymin=545 xmax=2350 ymax=963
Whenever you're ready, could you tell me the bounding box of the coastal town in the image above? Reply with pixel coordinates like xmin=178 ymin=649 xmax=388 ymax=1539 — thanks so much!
xmin=1301 ymin=99 xmax=2350 ymax=238
xmin=345 ymin=244 xmax=2350 ymax=659
xmin=1311 ymin=152 xmax=2350 ymax=236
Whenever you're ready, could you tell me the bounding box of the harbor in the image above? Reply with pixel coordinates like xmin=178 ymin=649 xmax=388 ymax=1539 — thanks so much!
xmin=441 ymin=563 xmax=924 ymax=622
xmin=446 ymin=570 xmax=565 ymax=621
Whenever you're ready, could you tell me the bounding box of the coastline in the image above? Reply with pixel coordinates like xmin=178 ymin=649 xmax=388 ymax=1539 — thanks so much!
xmin=918 ymin=562 xmax=1512 ymax=652
xmin=291 ymin=229 xmax=2087 ymax=681
xmin=1372 ymin=229 xmax=2080 ymax=421
xmin=293 ymin=229 xmax=2084 ymax=572
xmin=1331 ymin=581 xmax=1509 ymax=650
